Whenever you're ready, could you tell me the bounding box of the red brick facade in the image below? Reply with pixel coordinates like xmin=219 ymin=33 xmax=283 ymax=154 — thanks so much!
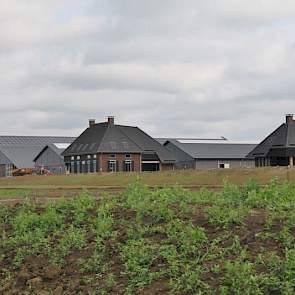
xmin=99 ymin=153 xmax=141 ymax=172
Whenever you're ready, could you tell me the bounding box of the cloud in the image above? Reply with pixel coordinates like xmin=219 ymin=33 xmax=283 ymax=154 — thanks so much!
xmin=0 ymin=0 xmax=295 ymax=141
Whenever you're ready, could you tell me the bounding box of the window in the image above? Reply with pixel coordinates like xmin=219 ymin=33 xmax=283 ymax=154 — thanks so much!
xmin=71 ymin=156 xmax=75 ymax=161
xmin=70 ymin=162 xmax=75 ymax=173
xmin=93 ymin=160 xmax=97 ymax=172
xmin=86 ymin=160 xmax=91 ymax=173
xmin=77 ymin=155 xmax=81 ymax=160
xmin=124 ymin=160 xmax=133 ymax=172
xmin=77 ymin=161 xmax=80 ymax=173
xmin=108 ymin=160 xmax=117 ymax=172
xmin=87 ymin=155 xmax=91 ymax=159
xmin=93 ymin=154 xmax=97 ymax=159
xmin=82 ymin=161 xmax=86 ymax=173
xmin=219 ymin=163 xmax=230 ymax=169
xmin=109 ymin=154 xmax=116 ymax=159
xmin=125 ymin=154 xmax=131 ymax=159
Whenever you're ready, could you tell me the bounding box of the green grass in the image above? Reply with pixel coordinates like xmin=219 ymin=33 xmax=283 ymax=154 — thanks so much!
xmin=0 ymin=189 xmax=31 ymax=198
xmin=1 ymin=179 xmax=295 ymax=294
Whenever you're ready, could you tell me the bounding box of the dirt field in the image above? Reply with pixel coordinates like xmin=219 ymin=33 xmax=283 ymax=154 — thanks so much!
xmin=1 ymin=180 xmax=295 ymax=294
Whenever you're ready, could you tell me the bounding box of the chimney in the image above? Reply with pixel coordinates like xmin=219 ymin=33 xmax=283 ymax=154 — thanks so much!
xmin=89 ymin=119 xmax=95 ymax=128
xmin=286 ymin=114 xmax=294 ymax=124
xmin=108 ymin=116 xmax=115 ymax=125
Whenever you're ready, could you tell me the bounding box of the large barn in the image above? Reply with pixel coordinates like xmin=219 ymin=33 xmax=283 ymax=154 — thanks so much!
xmin=0 ymin=136 xmax=75 ymax=177
xmin=158 ymin=138 xmax=256 ymax=169
xmin=62 ymin=117 xmax=175 ymax=173
xmin=247 ymin=114 xmax=295 ymax=167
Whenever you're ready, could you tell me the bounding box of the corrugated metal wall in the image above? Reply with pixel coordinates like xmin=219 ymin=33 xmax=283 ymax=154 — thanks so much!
xmin=35 ymin=147 xmax=66 ymax=174
xmin=195 ymin=159 xmax=255 ymax=169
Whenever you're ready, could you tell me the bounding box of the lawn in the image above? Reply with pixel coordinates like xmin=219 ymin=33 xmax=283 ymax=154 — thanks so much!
xmin=0 ymin=167 xmax=294 ymax=189
xmin=1 ymin=178 xmax=295 ymax=294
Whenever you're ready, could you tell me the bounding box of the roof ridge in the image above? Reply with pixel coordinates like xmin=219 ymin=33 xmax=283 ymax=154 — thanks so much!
xmin=96 ymin=123 xmax=111 ymax=152
xmin=116 ymin=126 xmax=143 ymax=151
xmin=247 ymin=123 xmax=285 ymax=157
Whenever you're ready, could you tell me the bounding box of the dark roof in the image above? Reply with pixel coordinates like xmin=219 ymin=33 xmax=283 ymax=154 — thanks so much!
xmin=62 ymin=122 xmax=175 ymax=163
xmin=0 ymin=136 xmax=75 ymax=168
xmin=247 ymin=121 xmax=295 ymax=158
xmin=165 ymin=139 xmax=257 ymax=159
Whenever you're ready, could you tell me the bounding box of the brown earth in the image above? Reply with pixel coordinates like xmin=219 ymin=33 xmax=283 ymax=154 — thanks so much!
xmin=0 ymin=203 xmax=290 ymax=294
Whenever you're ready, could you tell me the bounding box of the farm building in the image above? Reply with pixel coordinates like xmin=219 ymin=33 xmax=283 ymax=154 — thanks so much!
xmin=157 ymin=138 xmax=257 ymax=169
xmin=0 ymin=136 xmax=75 ymax=177
xmin=33 ymin=143 xmax=72 ymax=175
xmin=62 ymin=116 xmax=175 ymax=173
xmin=247 ymin=114 xmax=295 ymax=167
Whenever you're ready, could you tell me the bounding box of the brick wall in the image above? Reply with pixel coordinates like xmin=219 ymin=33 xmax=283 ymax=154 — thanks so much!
xmin=100 ymin=153 xmax=141 ymax=172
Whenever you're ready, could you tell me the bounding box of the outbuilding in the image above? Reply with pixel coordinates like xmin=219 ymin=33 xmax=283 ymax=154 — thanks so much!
xmin=34 ymin=143 xmax=72 ymax=174
xmin=159 ymin=138 xmax=256 ymax=170
xmin=247 ymin=114 xmax=295 ymax=167
xmin=0 ymin=136 xmax=75 ymax=177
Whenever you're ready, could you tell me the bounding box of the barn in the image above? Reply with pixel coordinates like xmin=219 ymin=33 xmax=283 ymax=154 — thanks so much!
xmin=33 ymin=143 xmax=72 ymax=175
xmin=247 ymin=114 xmax=295 ymax=167
xmin=157 ymin=138 xmax=256 ymax=170
xmin=0 ymin=136 xmax=75 ymax=177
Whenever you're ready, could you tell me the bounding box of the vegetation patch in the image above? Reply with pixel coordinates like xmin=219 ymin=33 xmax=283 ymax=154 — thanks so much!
xmin=1 ymin=179 xmax=295 ymax=294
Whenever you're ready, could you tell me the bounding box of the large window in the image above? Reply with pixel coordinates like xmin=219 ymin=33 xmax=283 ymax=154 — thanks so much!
xmin=70 ymin=162 xmax=75 ymax=174
xmin=93 ymin=160 xmax=97 ymax=172
xmin=124 ymin=160 xmax=133 ymax=172
xmin=86 ymin=160 xmax=91 ymax=173
xmin=82 ymin=161 xmax=86 ymax=173
xmin=77 ymin=161 xmax=81 ymax=174
xmin=108 ymin=160 xmax=117 ymax=172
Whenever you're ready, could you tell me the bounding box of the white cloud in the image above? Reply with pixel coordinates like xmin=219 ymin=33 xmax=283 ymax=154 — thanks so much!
xmin=0 ymin=0 xmax=295 ymax=140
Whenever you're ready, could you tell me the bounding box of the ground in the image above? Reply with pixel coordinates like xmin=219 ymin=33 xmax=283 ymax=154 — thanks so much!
xmin=1 ymin=178 xmax=295 ymax=294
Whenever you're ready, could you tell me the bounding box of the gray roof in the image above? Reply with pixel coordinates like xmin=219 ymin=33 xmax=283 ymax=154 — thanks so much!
xmin=165 ymin=139 xmax=257 ymax=159
xmin=0 ymin=136 xmax=75 ymax=168
xmin=156 ymin=137 xmax=228 ymax=145
xmin=33 ymin=143 xmax=70 ymax=162
xmin=0 ymin=145 xmax=46 ymax=168
xmin=0 ymin=136 xmax=75 ymax=146
xmin=62 ymin=122 xmax=175 ymax=163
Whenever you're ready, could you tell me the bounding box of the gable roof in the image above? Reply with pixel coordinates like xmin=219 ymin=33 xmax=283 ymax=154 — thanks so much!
xmin=165 ymin=139 xmax=257 ymax=159
xmin=0 ymin=145 xmax=46 ymax=168
xmin=33 ymin=143 xmax=71 ymax=162
xmin=0 ymin=136 xmax=75 ymax=168
xmin=62 ymin=122 xmax=175 ymax=163
xmin=247 ymin=121 xmax=295 ymax=158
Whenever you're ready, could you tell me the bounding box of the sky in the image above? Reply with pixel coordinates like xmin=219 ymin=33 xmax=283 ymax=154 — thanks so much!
xmin=1 ymin=0 xmax=295 ymax=141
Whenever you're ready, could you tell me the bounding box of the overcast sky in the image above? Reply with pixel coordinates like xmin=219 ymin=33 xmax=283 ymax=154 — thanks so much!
xmin=1 ymin=0 xmax=295 ymax=141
